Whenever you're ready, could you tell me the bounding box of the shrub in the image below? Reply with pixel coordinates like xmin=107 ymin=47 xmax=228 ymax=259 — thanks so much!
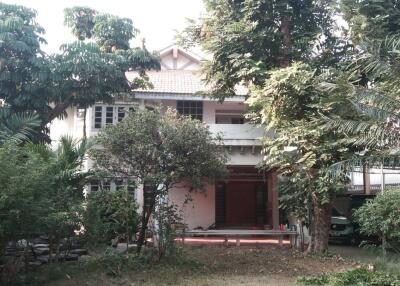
xmin=298 ymin=268 xmax=400 ymax=286
xmin=354 ymin=189 xmax=400 ymax=255
xmin=83 ymin=190 xmax=139 ymax=245
xmin=151 ymin=199 xmax=183 ymax=259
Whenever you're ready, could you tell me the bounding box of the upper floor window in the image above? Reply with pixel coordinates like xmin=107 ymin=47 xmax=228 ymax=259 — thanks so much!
xmin=93 ymin=105 xmax=135 ymax=129
xmin=177 ymin=100 xmax=203 ymax=121
xmin=215 ymin=110 xmax=245 ymax=124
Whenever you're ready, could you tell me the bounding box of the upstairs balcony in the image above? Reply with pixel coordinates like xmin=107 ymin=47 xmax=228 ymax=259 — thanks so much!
xmin=208 ymin=124 xmax=272 ymax=146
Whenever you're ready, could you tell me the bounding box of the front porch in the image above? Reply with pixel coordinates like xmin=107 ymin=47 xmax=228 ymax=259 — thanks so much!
xmin=168 ymin=166 xmax=280 ymax=231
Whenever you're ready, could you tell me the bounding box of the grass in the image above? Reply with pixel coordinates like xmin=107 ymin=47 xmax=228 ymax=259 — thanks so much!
xmin=14 ymin=244 xmax=357 ymax=286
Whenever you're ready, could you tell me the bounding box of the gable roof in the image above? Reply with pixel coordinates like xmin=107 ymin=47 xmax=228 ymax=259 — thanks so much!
xmin=127 ymin=70 xmax=247 ymax=96
xmin=127 ymin=45 xmax=247 ymax=96
xmin=158 ymin=44 xmax=204 ymax=63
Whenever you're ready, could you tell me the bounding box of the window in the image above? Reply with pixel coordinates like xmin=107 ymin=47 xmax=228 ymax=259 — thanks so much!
xmin=94 ymin=106 xmax=102 ymax=129
xmin=89 ymin=182 xmax=99 ymax=192
xmin=93 ymin=105 xmax=136 ymax=129
xmin=117 ymin=107 xmax=125 ymax=122
xmin=215 ymin=110 xmax=245 ymax=124
xmin=76 ymin=107 xmax=86 ymax=118
xmin=100 ymin=180 xmax=111 ymax=191
xmin=177 ymin=101 xmax=203 ymax=121
xmin=105 ymin=107 xmax=114 ymax=125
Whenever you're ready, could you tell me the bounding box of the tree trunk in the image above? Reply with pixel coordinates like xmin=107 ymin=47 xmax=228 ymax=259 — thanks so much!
xmin=82 ymin=107 xmax=87 ymax=140
xmin=136 ymin=194 xmax=156 ymax=254
xmin=280 ymin=15 xmax=291 ymax=68
xmin=309 ymin=192 xmax=332 ymax=253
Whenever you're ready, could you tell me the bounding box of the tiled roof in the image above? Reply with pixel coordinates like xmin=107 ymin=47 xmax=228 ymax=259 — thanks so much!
xmin=126 ymin=70 xmax=247 ymax=96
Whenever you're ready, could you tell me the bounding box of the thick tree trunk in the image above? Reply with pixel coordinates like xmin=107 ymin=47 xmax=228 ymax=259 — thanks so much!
xmin=309 ymin=192 xmax=332 ymax=253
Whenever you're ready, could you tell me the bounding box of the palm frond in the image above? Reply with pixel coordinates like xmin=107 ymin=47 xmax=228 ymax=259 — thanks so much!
xmin=0 ymin=107 xmax=41 ymax=145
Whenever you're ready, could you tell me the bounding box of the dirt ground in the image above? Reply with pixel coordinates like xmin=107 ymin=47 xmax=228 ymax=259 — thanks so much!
xmin=45 ymin=245 xmax=356 ymax=286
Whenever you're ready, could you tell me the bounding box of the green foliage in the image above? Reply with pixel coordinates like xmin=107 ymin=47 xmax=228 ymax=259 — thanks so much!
xmin=90 ymin=108 xmax=227 ymax=253
xmin=90 ymin=108 xmax=227 ymax=191
xmin=298 ymin=268 xmax=400 ymax=286
xmin=96 ymin=248 xmax=150 ymax=277
xmin=64 ymin=6 xmax=97 ymax=40
xmin=354 ymin=189 xmax=400 ymax=252
xmin=92 ymin=14 xmax=136 ymax=53
xmin=83 ymin=190 xmax=139 ymax=245
xmin=0 ymin=107 xmax=41 ymax=145
xmin=0 ymin=143 xmax=53 ymax=252
xmin=342 ymin=0 xmax=400 ymax=43
xmin=179 ymin=0 xmax=340 ymax=98
xmin=0 ymin=136 xmax=89 ymax=277
xmin=247 ymin=63 xmax=358 ymax=251
xmin=0 ymin=3 xmax=159 ymax=141
xmin=325 ymin=36 xmax=400 ymax=175
xmin=152 ymin=199 xmax=183 ymax=259
xmin=247 ymin=63 xmax=353 ymax=196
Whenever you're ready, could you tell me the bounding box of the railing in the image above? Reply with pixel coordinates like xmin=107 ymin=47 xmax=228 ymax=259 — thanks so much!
xmin=347 ymin=183 xmax=400 ymax=194
xmin=208 ymin=124 xmax=271 ymax=145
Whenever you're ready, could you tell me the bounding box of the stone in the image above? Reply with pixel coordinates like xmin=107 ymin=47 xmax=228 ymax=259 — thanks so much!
xmin=70 ymin=240 xmax=82 ymax=249
xmin=70 ymin=249 xmax=88 ymax=256
xmin=29 ymin=261 xmax=42 ymax=267
xmin=39 ymin=235 xmax=49 ymax=241
xmin=111 ymin=238 xmax=118 ymax=247
xmin=34 ymin=247 xmax=49 ymax=255
xmin=33 ymin=244 xmax=49 ymax=248
xmin=115 ymin=243 xmax=137 ymax=253
xmin=36 ymin=255 xmax=49 ymax=264
xmin=65 ymin=254 xmax=79 ymax=261
xmin=78 ymin=255 xmax=91 ymax=262
xmin=16 ymin=239 xmax=28 ymax=248
xmin=33 ymin=237 xmax=48 ymax=244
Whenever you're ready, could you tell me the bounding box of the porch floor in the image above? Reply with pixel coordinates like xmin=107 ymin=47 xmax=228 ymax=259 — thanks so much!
xmin=176 ymin=236 xmax=291 ymax=246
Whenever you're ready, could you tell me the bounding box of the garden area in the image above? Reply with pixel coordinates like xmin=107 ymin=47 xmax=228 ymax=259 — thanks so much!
xmin=1 ymin=0 xmax=400 ymax=285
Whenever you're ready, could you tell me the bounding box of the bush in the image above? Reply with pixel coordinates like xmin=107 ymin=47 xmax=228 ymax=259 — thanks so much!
xmin=95 ymin=248 xmax=150 ymax=277
xmin=298 ymin=268 xmax=400 ymax=286
xmin=152 ymin=199 xmax=183 ymax=259
xmin=354 ymin=189 xmax=400 ymax=255
xmin=83 ymin=190 xmax=139 ymax=245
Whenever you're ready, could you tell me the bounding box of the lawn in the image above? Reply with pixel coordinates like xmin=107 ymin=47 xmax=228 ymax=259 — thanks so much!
xmin=28 ymin=245 xmax=356 ymax=286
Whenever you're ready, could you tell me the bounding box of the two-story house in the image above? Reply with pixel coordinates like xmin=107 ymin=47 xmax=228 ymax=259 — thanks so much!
xmin=50 ymin=45 xmax=280 ymax=231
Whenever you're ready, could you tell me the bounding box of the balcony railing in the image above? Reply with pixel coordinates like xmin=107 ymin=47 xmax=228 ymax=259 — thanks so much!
xmin=208 ymin=124 xmax=271 ymax=146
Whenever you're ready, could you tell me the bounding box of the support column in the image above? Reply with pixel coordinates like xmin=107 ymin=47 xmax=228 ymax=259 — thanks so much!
xmin=363 ymin=166 xmax=371 ymax=195
xmin=270 ymin=171 xmax=279 ymax=230
xmin=381 ymin=162 xmax=385 ymax=192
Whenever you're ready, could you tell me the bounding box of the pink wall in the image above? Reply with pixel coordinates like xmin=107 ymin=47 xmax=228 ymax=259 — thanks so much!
xmin=168 ymin=184 xmax=216 ymax=230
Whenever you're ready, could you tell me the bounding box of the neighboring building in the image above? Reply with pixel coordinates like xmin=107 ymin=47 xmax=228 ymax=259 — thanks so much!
xmin=49 ymin=45 xmax=279 ymax=230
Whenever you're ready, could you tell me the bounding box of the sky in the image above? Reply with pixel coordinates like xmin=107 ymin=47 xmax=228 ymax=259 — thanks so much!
xmin=2 ymin=0 xmax=205 ymax=54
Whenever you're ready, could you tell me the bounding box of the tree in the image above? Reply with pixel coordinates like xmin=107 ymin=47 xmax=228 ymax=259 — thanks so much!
xmin=247 ymin=63 xmax=360 ymax=252
xmin=341 ymin=0 xmax=400 ymax=44
xmin=325 ymin=35 xmax=400 ymax=177
xmin=0 ymin=3 xmax=160 ymax=141
xmin=90 ymin=108 xmax=227 ymax=253
xmin=180 ymin=0 xmax=350 ymax=252
xmin=178 ymin=0 xmax=338 ymax=98
xmin=0 ymin=135 xmax=90 ymax=283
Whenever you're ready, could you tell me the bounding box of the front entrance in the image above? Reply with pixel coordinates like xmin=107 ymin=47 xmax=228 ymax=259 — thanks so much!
xmin=215 ymin=167 xmax=268 ymax=228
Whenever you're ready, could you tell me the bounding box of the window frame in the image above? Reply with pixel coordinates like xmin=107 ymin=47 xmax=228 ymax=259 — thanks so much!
xmin=176 ymin=100 xmax=203 ymax=121
xmin=92 ymin=104 xmax=137 ymax=130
